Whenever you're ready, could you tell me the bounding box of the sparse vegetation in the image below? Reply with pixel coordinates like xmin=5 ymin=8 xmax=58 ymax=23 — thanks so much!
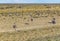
xmin=0 ymin=25 xmax=60 ymax=41
xmin=0 ymin=4 xmax=60 ymax=41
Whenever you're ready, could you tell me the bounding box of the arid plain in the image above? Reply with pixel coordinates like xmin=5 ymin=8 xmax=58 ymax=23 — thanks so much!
xmin=0 ymin=4 xmax=60 ymax=41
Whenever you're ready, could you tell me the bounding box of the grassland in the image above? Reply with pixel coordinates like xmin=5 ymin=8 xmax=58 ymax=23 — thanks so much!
xmin=0 ymin=25 xmax=60 ymax=41
xmin=0 ymin=4 xmax=60 ymax=41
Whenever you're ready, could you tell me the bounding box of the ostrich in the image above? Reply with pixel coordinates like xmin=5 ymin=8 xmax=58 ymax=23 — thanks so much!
xmin=52 ymin=18 xmax=56 ymax=24
xmin=48 ymin=18 xmax=56 ymax=24
xmin=13 ymin=23 xmax=17 ymax=31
